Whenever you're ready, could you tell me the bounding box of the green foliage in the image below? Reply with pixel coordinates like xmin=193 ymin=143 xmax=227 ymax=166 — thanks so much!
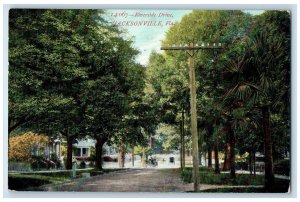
xmin=181 ymin=168 xmax=193 ymax=183
xmin=31 ymin=156 xmax=56 ymax=170
xmin=79 ymin=161 xmax=86 ymax=169
xmin=9 ymin=9 xmax=150 ymax=153
xmin=50 ymin=153 xmax=61 ymax=168
xmin=8 ymin=9 xmax=290 ymax=181
xmin=8 ymin=175 xmax=53 ymax=191
xmin=274 ymin=159 xmax=290 ymax=176
xmin=133 ymin=146 xmax=152 ymax=157
xmin=181 ymin=167 xmax=264 ymax=185
xmin=88 ymin=161 xmax=95 ymax=168
xmin=201 ymin=178 xmax=290 ymax=193
xmin=8 ymin=161 xmax=32 ymax=172
xmin=155 ymin=123 xmax=180 ymax=152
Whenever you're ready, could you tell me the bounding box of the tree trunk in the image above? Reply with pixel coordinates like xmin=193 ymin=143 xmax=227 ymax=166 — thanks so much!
xmin=208 ymin=147 xmax=212 ymax=168
xmin=206 ymin=127 xmax=212 ymax=168
xmin=182 ymin=109 xmax=185 ymax=168
xmin=95 ymin=137 xmax=106 ymax=170
xmin=249 ymin=151 xmax=253 ymax=175
xmin=66 ymin=136 xmax=74 ymax=170
xmin=8 ymin=116 xmax=31 ymax=134
xmin=262 ymin=106 xmax=274 ymax=190
xmin=118 ymin=143 xmax=125 ymax=168
xmin=214 ymin=141 xmax=220 ymax=174
xmin=228 ymin=121 xmax=236 ymax=178
xmin=131 ymin=147 xmax=134 ymax=167
xmin=253 ymin=151 xmax=256 ymax=176
xmin=182 ymin=137 xmax=185 ymax=167
xmin=180 ymin=119 xmax=183 ymax=170
xmin=199 ymin=150 xmax=202 ymax=166
xmin=198 ymin=127 xmax=203 ymax=166
xmin=223 ymin=142 xmax=231 ymax=171
xmin=141 ymin=147 xmax=146 ymax=168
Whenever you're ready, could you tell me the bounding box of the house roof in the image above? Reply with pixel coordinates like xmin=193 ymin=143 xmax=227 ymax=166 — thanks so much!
xmin=73 ymin=138 xmax=96 ymax=148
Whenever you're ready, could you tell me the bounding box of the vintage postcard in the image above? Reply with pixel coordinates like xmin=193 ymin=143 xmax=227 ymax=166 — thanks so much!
xmin=7 ymin=8 xmax=291 ymax=193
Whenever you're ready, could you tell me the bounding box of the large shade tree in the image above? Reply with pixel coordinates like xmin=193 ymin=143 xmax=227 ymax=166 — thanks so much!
xmin=224 ymin=11 xmax=290 ymax=190
xmin=9 ymin=9 xmax=142 ymax=170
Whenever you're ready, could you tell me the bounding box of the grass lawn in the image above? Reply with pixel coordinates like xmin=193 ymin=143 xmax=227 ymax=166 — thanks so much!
xmin=181 ymin=167 xmax=290 ymax=193
xmin=201 ymin=178 xmax=290 ymax=193
xmin=8 ymin=168 xmax=121 ymax=191
xmin=181 ymin=167 xmax=264 ymax=185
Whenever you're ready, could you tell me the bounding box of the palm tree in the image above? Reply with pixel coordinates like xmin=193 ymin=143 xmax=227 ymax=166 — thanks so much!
xmin=225 ymin=32 xmax=288 ymax=190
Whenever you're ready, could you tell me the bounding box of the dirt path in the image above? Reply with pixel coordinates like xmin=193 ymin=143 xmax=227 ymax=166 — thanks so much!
xmin=42 ymin=168 xmax=191 ymax=192
xmin=41 ymin=168 xmax=264 ymax=192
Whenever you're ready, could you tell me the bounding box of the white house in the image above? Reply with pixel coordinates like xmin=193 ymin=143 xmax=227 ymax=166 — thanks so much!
xmin=73 ymin=138 xmax=96 ymax=158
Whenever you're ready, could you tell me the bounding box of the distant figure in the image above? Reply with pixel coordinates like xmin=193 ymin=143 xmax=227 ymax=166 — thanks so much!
xmin=147 ymin=156 xmax=158 ymax=167
xmin=169 ymin=157 xmax=175 ymax=164
xmin=150 ymin=156 xmax=154 ymax=165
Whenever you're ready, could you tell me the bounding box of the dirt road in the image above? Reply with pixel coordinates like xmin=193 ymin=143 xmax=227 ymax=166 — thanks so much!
xmin=43 ymin=168 xmax=191 ymax=192
xmin=41 ymin=168 xmax=266 ymax=192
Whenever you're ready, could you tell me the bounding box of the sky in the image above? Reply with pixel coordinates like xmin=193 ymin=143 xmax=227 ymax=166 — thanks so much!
xmin=105 ymin=10 xmax=264 ymax=66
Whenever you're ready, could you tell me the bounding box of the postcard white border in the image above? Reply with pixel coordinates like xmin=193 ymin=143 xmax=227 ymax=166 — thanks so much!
xmin=1 ymin=2 xmax=298 ymax=200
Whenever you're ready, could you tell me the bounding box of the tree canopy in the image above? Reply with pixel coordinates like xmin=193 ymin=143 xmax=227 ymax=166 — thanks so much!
xmin=8 ymin=10 xmax=291 ymax=190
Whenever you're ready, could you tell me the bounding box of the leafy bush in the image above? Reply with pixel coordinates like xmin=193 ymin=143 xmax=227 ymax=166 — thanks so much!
xmin=180 ymin=167 xmax=264 ymax=185
xmin=274 ymin=159 xmax=290 ymax=176
xmin=8 ymin=171 xmax=76 ymax=191
xmin=79 ymin=161 xmax=86 ymax=169
xmin=181 ymin=168 xmax=193 ymax=183
xmin=9 ymin=175 xmax=52 ymax=191
xmin=89 ymin=161 xmax=95 ymax=168
xmin=9 ymin=132 xmax=49 ymax=163
xmin=31 ymin=161 xmax=46 ymax=170
xmin=50 ymin=153 xmax=61 ymax=169
xmin=201 ymin=178 xmax=290 ymax=193
xmin=31 ymin=156 xmax=56 ymax=170
xmin=88 ymin=154 xmax=96 ymax=161
xmin=235 ymin=162 xmax=248 ymax=170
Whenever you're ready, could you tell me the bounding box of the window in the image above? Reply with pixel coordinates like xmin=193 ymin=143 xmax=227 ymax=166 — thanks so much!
xmin=82 ymin=148 xmax=88 ymax=156
xmin=74 ymin=148 xmax=81 ymax=156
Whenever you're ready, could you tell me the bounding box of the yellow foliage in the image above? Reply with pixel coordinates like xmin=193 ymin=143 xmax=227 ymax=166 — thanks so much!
xmin=8 ymin=132 xmax=49 ymax=162
xmin=60 ymin=144 xmax=67 ymax=156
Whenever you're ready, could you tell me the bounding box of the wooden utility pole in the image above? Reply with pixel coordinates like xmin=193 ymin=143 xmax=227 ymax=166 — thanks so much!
xmin=161 ymin=42 xmax=223 ymax=191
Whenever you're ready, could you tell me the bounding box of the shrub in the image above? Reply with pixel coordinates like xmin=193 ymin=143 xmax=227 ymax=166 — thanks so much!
xmin=180 ymin=167 xmax=264 ymax=186
xmin=50 ymin=153 xmax=61 ymax=169
xmin=31 ymin=156 xmax=49 ymax=170
xmin=181 ymin=168 xmax=193 ymax=183
xmin=88 ymin=154 xmax=96 ymax=162
xmin=274 ymin=159 xmax=290 ymax=176
xmin=79 ymin=161 xmax=86 ymax=169
xmin=235 ymin=162 xmax=248 ymax=170
xmin=9 ymin=132 xmax=49 ymax=163
xmin=8 ymin=175 xmax=52 ymax=191
xmin=31 ymin=156 xmax=56 ymax=170
xmin=89 ymin=161 xmax=95 ymax=168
